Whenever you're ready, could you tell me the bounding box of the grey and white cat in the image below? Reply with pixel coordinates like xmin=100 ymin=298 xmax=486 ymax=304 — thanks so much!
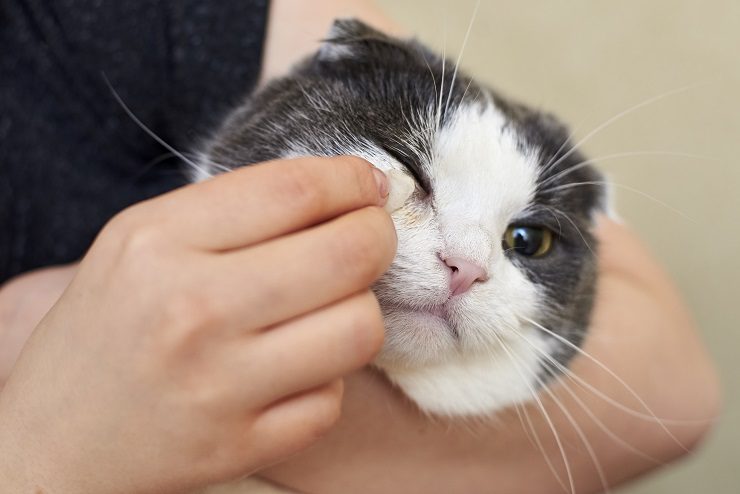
xmin=194 ymin=19 xmax=605 ymax=417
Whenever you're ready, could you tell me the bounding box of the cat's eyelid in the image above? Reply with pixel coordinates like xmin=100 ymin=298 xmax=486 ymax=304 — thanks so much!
xmin=379 ymin=146 xmax=431 ymax=194
xmin=509 ymin=209 xmax=564 ymax=236
xmin=384 ymin=170 xmax=416 ymax=213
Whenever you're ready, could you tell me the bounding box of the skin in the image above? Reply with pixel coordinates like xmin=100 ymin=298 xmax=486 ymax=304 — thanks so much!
xmin=0 ymin=1 xmax=721 ymax=493
xmin=0 ymin=157 xmax=396 ymax=493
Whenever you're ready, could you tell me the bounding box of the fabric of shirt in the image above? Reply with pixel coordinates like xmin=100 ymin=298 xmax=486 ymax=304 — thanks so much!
xmin=0 ymin=0 xmax=270 ymax=282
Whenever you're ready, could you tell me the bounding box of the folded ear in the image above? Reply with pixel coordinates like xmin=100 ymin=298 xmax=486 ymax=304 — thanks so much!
xmin=317 ymin=18 xmax=399 ymax=62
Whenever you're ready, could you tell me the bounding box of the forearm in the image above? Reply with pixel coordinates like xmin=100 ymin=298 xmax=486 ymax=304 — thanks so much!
xmin=259 ymin=0 xmax=403 ymax=85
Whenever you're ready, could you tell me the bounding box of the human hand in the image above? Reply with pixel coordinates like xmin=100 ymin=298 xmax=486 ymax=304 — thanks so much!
xmin=0 ymin=157 xmax=396 ymax=494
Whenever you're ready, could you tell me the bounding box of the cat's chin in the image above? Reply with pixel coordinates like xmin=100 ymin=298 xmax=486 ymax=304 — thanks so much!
xmin=375 ymin=305 xmax=460 ymax=367
xmin=375 ymin=332 xmax=554 ymax=416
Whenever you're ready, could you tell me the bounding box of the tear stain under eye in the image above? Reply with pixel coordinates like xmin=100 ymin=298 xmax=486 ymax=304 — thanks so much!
xmin=383 ymin=169 xmax=416 ymax=213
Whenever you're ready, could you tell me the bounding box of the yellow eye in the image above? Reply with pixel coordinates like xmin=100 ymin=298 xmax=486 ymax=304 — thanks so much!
xmin=503 ymin=226 xmax=553 ymax=257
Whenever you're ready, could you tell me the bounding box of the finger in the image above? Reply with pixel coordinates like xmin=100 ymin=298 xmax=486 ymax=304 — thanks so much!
xmin=136 ymin=156 xmax=389 ymax=251
xmin=228 ymin=290 xmax=384 ymax=405
xmin=204 ymin=206 xmax=396 ymax=331
xmin=248 ymin=380 xmax=344 ymax=467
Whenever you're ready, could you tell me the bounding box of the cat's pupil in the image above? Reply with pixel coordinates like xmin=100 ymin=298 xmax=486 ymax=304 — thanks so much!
xmin=505 ymin=226 xmax=552 ymax=257
xmin=513 ymin=227 xmax=542 ymax=255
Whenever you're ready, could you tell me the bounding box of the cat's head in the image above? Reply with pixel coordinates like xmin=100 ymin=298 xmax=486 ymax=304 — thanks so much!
xmin=200 ymin=19 xmax=607 ymax=416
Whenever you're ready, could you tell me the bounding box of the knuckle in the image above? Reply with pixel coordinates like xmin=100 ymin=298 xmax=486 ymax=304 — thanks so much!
xmin=305 ymin=386 xmax=343 ymax=437
xmin=146 ymin=290 xmax=224 ymax=373
xmin=102 ymin=203 xmax=148 ymax=237
xmin=181 ymin=373 xmax=225 ymax=412
xmin=349 ymin=292 xmax=386 ymax=360
xmin=122 ymin=225 xmax=167 ymax=258
xmin=275 ymin=387 xmax=343 ymax=454
xmin=103 ymin=212 xmax=168 ymax=263
xmin=366 ymin=206 xmax=398 ymax=259
xmin=337 ymin=292 xmax=385 ymax=365
xmin=94 ymin=212 xmax=174 ymax=283
xmin=162 ymin=289 xmax=222 ymax=333
xmin=98 ymin=210 xmax=135 ymax=249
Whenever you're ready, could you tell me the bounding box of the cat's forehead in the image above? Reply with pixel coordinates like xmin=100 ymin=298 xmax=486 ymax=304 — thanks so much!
xmin=428 ymin=101 xmax=538 ymax=229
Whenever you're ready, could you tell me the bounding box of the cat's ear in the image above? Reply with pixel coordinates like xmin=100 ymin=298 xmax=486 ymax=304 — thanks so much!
xmin=317 ymin=18 xmax=400 ymax=62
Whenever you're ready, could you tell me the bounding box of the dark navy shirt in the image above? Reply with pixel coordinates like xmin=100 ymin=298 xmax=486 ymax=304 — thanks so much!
xmin=0 ymin=0 xmax=269 ymax=282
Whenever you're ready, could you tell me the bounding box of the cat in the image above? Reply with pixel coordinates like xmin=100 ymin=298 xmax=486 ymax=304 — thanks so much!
xmin=193 ymin=19 xmax=606 ymax=417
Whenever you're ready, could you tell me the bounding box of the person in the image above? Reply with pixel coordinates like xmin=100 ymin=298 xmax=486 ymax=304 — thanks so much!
xmin=0 ymin=0 xmax=720 ymax=492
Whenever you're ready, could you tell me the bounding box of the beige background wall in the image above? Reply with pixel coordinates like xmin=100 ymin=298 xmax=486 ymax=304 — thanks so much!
xmin=376 ymin=1 xmax=739 ymax=492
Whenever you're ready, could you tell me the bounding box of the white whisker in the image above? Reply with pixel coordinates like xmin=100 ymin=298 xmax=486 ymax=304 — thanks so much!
xmin=541 ymin=181 xmax=695 ymax=222
xmin=542 ymin=206 xmax=595 ymax=255
xmin=436 ymin=23 xmax=447 ymax=135
xmin=512 ymin=329 xmax=666 ymax=464
xmin=510 ymin=399 xmax=536 ymax=445
xmin=521 ymin=315 xmax=694 ymax=452
xmin=444 ymin=0 xmax=480 ymax=116
xmin=540 ymin=150 xmax=713 ymax=189
xmin=489 ymin=333 xmax=574 ymax=493
xmin=142 ymin=152 xmax=178 ymax=169
xmin=509 ymin=396 xmax=564 ymax=490
xmin=102 ymin=74 xmax=210 ymax=178
xmin=541 ymin=82 xmax=708 ymax=177
xmin=513 ymin=344 xmax=610 ymax=493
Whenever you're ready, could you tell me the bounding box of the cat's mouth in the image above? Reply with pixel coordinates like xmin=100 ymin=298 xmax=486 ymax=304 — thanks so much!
xmin=421 ymin=304 xmax=447 ymax=318
xmin=407 ymin=303 xmax=460 ymax=338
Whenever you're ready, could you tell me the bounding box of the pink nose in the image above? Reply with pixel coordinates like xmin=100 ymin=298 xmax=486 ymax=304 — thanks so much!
xmin=443 ymin=256 xmax=488 ymax=296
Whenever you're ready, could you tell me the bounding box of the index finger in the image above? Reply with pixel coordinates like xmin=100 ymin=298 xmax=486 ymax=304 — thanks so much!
xmin=140 ymin=156 xmax=389 ymax=251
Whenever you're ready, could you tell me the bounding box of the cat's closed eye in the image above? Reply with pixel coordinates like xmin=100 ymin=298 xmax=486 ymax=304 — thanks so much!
xmin=199 ymin=18 xmax=604 ymax=417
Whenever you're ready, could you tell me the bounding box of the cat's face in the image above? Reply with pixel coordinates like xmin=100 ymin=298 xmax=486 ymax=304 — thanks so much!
xmin=200 ymin=20 xmax=605 ymax=415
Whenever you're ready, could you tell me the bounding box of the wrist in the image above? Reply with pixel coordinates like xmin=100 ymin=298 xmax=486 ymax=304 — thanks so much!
xmin=0 ymin=413 xmax=46 ymax=493
xmin=0 ymin=264 xmax=79 ymax=388
xmin=0 ymin=383 xmax=74 ymax=494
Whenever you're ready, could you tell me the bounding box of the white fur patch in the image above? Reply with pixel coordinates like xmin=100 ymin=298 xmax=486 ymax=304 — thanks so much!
xmin=374 ymin=101 xmax=554 ymax=415
xmin=221 ymin=100 xmax=560 ymax=417
xmin=387 ymin=327 xmax=554 ymax=415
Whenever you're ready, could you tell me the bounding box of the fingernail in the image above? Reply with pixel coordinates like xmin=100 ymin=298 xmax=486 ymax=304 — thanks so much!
xmin=372 ymin=167 xmax=390 ymax=202
xmin=384 ymin=170 xmax=416 ymax=213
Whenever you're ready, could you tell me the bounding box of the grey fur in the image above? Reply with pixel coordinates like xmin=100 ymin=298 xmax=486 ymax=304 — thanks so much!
xmin=198 ymin=19 xmax=605 ymax=408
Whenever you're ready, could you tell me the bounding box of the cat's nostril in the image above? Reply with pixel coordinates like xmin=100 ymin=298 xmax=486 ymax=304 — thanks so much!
xmin=442 ymin=256 xmax=488 ymax=296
